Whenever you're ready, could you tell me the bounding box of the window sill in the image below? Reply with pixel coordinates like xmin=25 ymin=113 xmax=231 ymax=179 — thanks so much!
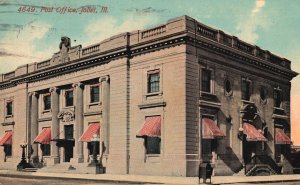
xmin=145 ymin=91 xmax=163 ymax=97
xmin=42 ymin=109 xmax=51 ymax=113
xmin=200 ymin=91 xmax=216 ymax=97
xmin=138 ymin=101 xmax=166 ymax=109
xmin=65 ymin=105 xmax=75 ymax=109
xmin=145 ymin=154 xmax=161 ymax=163
xmin=89 ymin=102 xmax=101 ymax=107
xmin=5 ymin=115 xmax=13 ymax=118
xmin=273 ymin=107 xmax=284 ymax=110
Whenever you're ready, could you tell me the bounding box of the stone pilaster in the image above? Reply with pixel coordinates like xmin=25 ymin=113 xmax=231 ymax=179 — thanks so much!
xmin=100 ymin=76 xmax=110 ymax=156
xmin=29 ymin=92 xmax=39 ymax=163
xmin=199 ymin=109 xmax=202 ymax=163
xmin=72 ymin=82 xmax=84 ymax=163
xmin=49 ymin=87 xmax=60 ymax=165
xmin=239 ymin=111 xmax=245 ymax=164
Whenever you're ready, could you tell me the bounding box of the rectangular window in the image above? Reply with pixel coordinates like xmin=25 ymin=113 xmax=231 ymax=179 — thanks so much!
xmin=90 ymin=85 xmax=100 ymax=103
xmin=43 ymin=94 xmax=51 ymax=110
xmin=64 ymin=125 xmax=74 ymax=139
xmin=147 ymin=70 xmax=160 ymax=93
xmin=88 ymin=142 xmax=100 ymax=155
xmin=145 ymin=137 xmax=161 ymax=154
xmin=274 ymin=90 xmax=282 ymax=108
xmin=242 ymin=80 xmax=250 ymax=101
xmin=6 ymin=101 xmax=13 ymax=116
xmin=65 ymin=90 xmax=74 ymax=107
xmin=41 ymin=144 xmax=50 ymax=156
xmin=201 ymin=69 xmax=211 ymax=92
xmin=4 ymin=145 xmax=12 ymax=157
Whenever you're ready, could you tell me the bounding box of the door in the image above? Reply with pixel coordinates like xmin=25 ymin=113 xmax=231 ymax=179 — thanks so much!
xmin=64 ymin=125 xmax=74 ymax=162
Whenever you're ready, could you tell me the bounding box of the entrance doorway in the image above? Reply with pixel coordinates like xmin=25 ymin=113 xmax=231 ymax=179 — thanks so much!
xmin=64 ymin=125 xmax=74 ymax=162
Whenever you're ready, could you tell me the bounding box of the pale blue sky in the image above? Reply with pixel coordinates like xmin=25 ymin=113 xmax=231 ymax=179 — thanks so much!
xmin=0 ymin=0 xmax=300 ymax=143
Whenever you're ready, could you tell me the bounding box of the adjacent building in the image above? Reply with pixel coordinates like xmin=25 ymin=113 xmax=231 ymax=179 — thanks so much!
xmin=0 ymin=15 xmax=297 ymax=176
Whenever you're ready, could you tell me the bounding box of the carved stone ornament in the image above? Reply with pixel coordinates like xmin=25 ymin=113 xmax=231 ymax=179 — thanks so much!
xmin=57 ymin=109 xmax=75 ymax=123
xmin=59 ymin=36 xmax=71 ymax=63
xmin=59 ymin=36 xmax=71 ymax=50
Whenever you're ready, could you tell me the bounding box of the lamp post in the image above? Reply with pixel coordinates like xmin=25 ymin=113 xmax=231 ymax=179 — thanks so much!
xmin=17 ymin=142 xmax=31 ymax=171
xmin=89 ymin=134 xmax=100 ymax=166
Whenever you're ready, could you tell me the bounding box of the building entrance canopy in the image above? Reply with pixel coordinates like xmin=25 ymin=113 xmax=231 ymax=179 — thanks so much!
xmin=0 ymin=131 xmax=12 ymax=145
xmin=275 ymin=128 xmax=292 ymax=144
xmin=79 ymin=123 xmax=100 ymax=142
xmin=34 ymin=128 xmax=51 ymax=144
xmin=202 ymin=118 xmax=225 ymax=139
xmin=243 ymin=123 xmax=267 ymax=142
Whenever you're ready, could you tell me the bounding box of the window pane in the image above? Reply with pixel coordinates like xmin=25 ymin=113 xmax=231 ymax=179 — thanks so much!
xmin=148 ymin=72 xmax=160 ymax=93
xmin=88 ymin=141 xmax=100 ymax=155
xmin=44 ymin=95 xmax=51 ymax=110
xmin=6 ymin=102 xmax=12 ymax=116
xmin=90 ymin=86 xmax=100 ymax=103
xmin=41 ymin=144 xmax=51 ymax=156
xmin=146 ymin=137 xmax=161 ymax=154
xmin=65 ymin=91 xmax=73 ymax=107
xmin=64 ymin=125 xmax=74 ymax=139
xmin=274 ymin=90 xmax=282 ymax=107
xmin=4 ymin=145 xmax=12 ymax=156
xmin=242 ymin=80 xmax=250 ymax=100
xmin=201 ymin=69 xmax=211 ymax=92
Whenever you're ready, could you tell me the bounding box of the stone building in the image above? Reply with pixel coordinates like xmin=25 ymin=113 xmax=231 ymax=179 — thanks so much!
xmin=0 ymin=15 xmax=297 ymax=176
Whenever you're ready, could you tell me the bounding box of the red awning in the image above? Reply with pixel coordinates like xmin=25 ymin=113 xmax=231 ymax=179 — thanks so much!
xmin=137 ymin=116 xmax=161 ymax=137
xmin=79 ymin=123 xmax=100 ymax=142
xmin=275 ymin=128 xmax=292 ymax=145
xmin=34 ymin=128 xmax=51 ymax=144
xmin=202 ymin=118 xmax=226 ymax=139
xmin=243 ymin=123 xmax=267 ymax=142
xmin=0 ymin=131 xmax=12 ymax=146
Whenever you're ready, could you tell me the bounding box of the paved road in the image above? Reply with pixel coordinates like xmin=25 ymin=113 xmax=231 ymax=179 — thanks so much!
xmin=0 ymin=176 xmax=142 ymax=185
xmin=223 ymin=182 xmax=300 ymax=185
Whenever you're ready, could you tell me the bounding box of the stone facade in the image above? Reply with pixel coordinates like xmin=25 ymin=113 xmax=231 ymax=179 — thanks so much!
xmin=0 ymin=15 xmax=297 ymax=176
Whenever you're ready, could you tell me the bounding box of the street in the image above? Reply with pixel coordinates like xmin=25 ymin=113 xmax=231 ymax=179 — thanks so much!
xmin=0 ymin=176 xmax=143 ymax=185
xmin=1 ymin=176 xmax=300 ymax=185
xmin=223 ymin=182 xmax=300 ymax=185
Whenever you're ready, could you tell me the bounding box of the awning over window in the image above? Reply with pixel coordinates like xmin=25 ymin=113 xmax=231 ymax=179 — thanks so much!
xmin=34 ymin=128 xmax=51 ymax=144
xmin=137 ymin=116 xmax=161 ymax=137
xmin=243 ymin=123 xmax=267 ymax=142
xmin=0 ymin=131 xmax=12 ymax=146
xmin=79 ymin=123 xmax=100 ymax=142
xmin=275 ymin=128 xmax=292 ymax=145
xmin=202 ymin=118 xmax=226 ymax=139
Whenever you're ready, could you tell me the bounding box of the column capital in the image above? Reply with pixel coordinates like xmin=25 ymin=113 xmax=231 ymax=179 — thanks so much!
xmin=99 ymin=75 xmax=110 ymax=83
xmin=72 ymin=82 xmax=84 ymax=89
xmin=28 ymin=92 xmax=38 ymax=97
xmin=49 ymin=87 xmax=60 ymax=94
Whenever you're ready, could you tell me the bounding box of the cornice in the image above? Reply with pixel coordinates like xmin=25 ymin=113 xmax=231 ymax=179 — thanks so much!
xmin=0 ymin=49 xmax=128 ymax=90
xmin=187 ymin=37 xmax=297 ymax=79
xmin=0 ymin=34 xmax=297 ymax=90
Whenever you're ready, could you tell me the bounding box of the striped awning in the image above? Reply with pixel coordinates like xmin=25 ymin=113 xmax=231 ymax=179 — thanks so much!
xmin=34 ymin=128 xmax=51 ymax=144
xmin=275 ymin=128 xmax=292 ymax=145
xmin=137 ymin=116 xmax=161 ymax=137
xmin=0 ymin=131 xmax=12 ymax=146
xmin=243 ymin=123 xmax=267 ymax=142
xmin=202 ymin=118 xmax=226 ymax=139
xmin=79 ymin=123 xmax=100 ymax=142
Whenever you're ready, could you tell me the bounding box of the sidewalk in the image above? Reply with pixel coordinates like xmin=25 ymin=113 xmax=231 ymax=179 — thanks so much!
xmin=0 ymin=170 xmax=300 ymax=184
